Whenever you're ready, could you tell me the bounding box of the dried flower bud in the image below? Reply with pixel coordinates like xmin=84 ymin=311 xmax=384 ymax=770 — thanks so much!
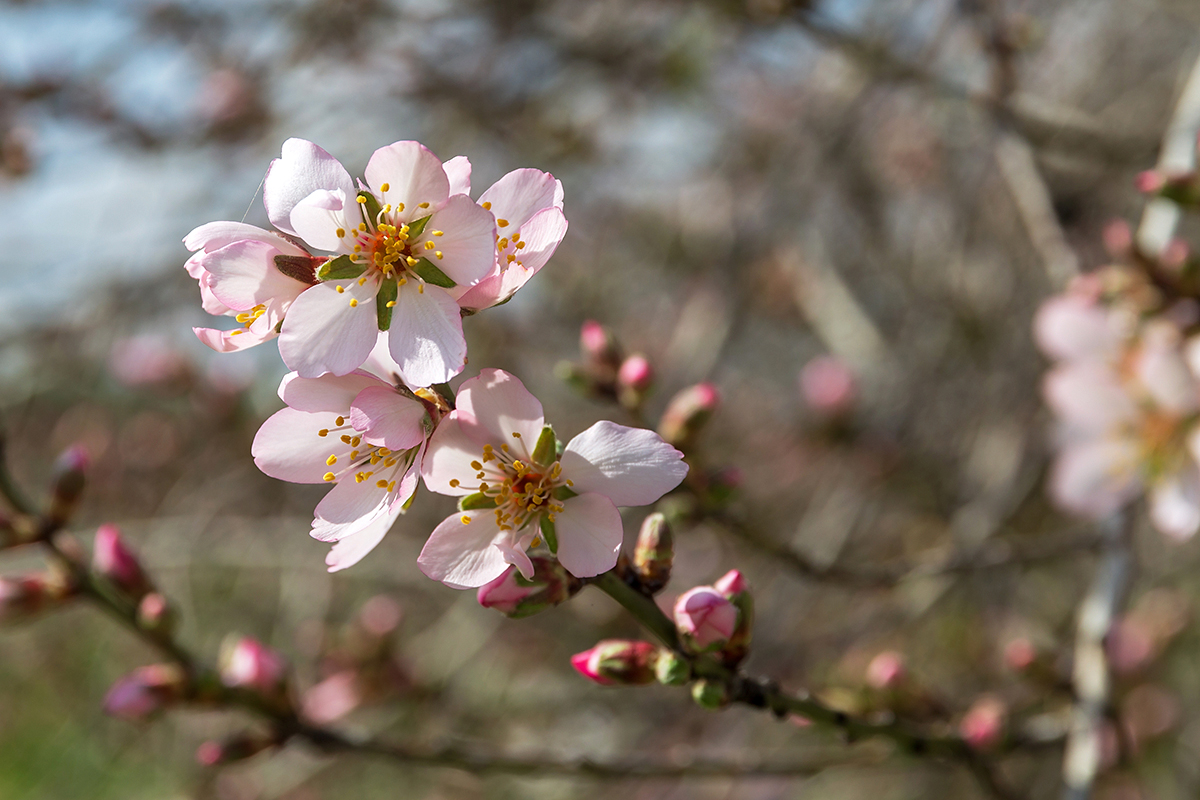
xmin=658 ymin=383 xmax=720 ymax=449
xmin=632 ymin=513 xmax=673 ymax=593
xmin=570 ymin=640 xmax=659 ymax=686
xmin=477 ymin=558 xmax=579 ymax=618
xmin=865 ymin=650 xmax=906 ymax=689
xmin=674 ymin=586 xmax=738 ymax=652
xmin=93 ymin=524 xmax=152 ymax=600
xmin=691 ymin=678 xmax=731 ymax=710
xmin=47 ymin=445 xmax=89 ymax=526
xmin=103 ymin=664 xmax=187 ymax=720
xmin=960 ymin=695 xmax=1007 ymax=751
xmin=654 ymin=650 xmax=691 ymax=686
xmin=219 ymin=636 xmax=287 ymax=696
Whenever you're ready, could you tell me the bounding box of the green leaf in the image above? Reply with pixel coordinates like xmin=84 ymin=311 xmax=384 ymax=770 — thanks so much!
xmin=273 ymin=254 xmax=317 ymax=284
xmin=530 ymin=425 xmax=558 ymax=468
xmin=317 ymin=254 xmax=367 ymax=281
xmin=357 ymin=191 xmax=382 ymax=223
xmin=406 ymin=214 xmax=432 ymax=238
xmin=412 ymin=257 xmax=456 ymax=288
xmin=376 ymin=278 xmax=398 ymax=331
xmin=459 ymin=492 xmax=497 ymax=511
xmin=539 ymin=515 xmax=558 ymax=554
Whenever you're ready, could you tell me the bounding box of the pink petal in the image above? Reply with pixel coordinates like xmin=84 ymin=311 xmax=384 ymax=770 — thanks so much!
xmin=1043 ymin=362 xmax=1137 ymax=433
xmin=197 ymin=271 xmax=233 ymax=315
xmin=561 ymin=421 xmax=688 ymax=507
xmin=360 ymin=330 xmax=406 ymax=384
xmin=496 ymin=539 xmax=535 ymax=580
xmin=279 ymin=279 xmax=381 ymax=378
xmin=203 ymin=239 xmax=308 ymax=311
xmin=1134 ymin=325 xmax=1199 ymax=414
xmin=478 ymin=169 xmax=562 ymax=229
xmin=1049 ymin=438 xmax=1142 ymax=518
xmin=364 ymin=141 xmax=450 ymax=215
xmin=455 ymin=208 xmax=567 ymax=311
xmin=443 ymin=155 xmax=472 ymax=196
xmin=386 ymin=282 xmax=467 ymax=387
xmin=252 ymin=408 xmax=349 ymax=484
xmin=312 ymin=476 xmax=396 ymax=542
xmin=349 ymin=386 xmax=427 ymax=450
xmin=290 ymin=189 xmax=358 ymax=253
xmin=264 ymin=138 xmax=355 ymax=236
xmin=416 ymin=195 xmax=497 ymax=287
xmin=1150 ymin=465 xmax=1200 ymax=541
xmin=325 ymin=513 xmax=397 ymax=572
xmin=194 ymin=324 xmax=274 ymax=353
xmin=1033 ymin=294 xmax=1122 ymax=362
xmin=421 ymin=414 xmax=503 ymax=496
xmin=278 ymin=371 xmax=387 ymax=413
xmin=553 ymin=493 xmax=623 ymax=578
xmin=418 ymin=511 xmax=514 ymax=588
xmin=455 ymin=369 xmax=545 ymax=450
xmin=184 ymin=221 xmax=305 ymax=254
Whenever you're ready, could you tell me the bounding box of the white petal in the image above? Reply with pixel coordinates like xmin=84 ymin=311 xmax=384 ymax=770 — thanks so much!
xmin=418 ymin=511 xmax=514 ymax=588
xmin=1049 ymin=437 xmax=1142 ymax=518
xmin=194 ymin=324 xmax=273 ymax=353
xmin=203 ymin=239 xmax=309 ymax=311
xmin=365 ymin=141 xmax=450 ymax=214
xmin=478 ymin=169 xmax=562 ymax=229
xmin=184 ymin=221 xmax=305 ymax=254
xmin=325 ymin=512 xmax=397 ymax=572
xmin=1043 ymin=362 xmax=1137 ymax=433
xmin=252 ymin=408 xmax=348 ymax=484
xmin=455 ymin=369 xmax=545 ymax=451
xmin=360 ymin=330 xmax=406 ymax=385
xmin=264 ymin=138 xmax=356 ymax=236
xmin=349 ymin=386 xmax=427 ymax=450
xmin=1033 ymin=294 xmax=1122 ymax=362
xmin=279 ymin=279 xmax=381 ymax=378
xmin=387 ymin=282 xmax=466 ymax=387
xmin=290 ymin=189 xmax=358 ymax=253
xmin=443 ymin=155 xmax=472 ymax=196
xmin=312 ymin=476 xmax=394 ymax=541
xmin=554 ymin=493 xmax=623 ymax=578
xmin=421 ymin=414 xmax=502 ymax=495
xmin=561 ymin=421 xmax=688 ymax=507
xmin=416 ymin=195 xmax=497 ymax=287
xmin=1150 ymin=465 xmax=1200 ymax=541
xmin=278 ymin=371 xmax=386 ymax=413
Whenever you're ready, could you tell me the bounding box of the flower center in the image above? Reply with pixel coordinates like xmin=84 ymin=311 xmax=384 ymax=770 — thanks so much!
xmin=470 ymin=440 xmax=569 ymax=532
xmin=316 ymin=415 xmax=414 ymax=495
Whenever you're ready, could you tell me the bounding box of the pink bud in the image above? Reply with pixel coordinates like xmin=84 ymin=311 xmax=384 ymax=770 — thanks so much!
xmin=570 ymin=640 xmax=659 ymax=686
xmin=1163 ymin=238 xmax=1190 ymax=269
xmin=136 ymin=593 xmax=173 ymax=634
xmin=580 ymin=320 xmax=613 ymax=360
xmin=960 ymin=695 xmax=1007 ymax=751
xmin=674 ymin=586 xmax=738 ymax=651
xmin=93 ymin=524 xmax=150 ymax=599
xmin=196 ymin=741 xmax=224 ymax=767
xmin=358 ymin=595 xmax=403 ymax=638
xmin=617 ymin=355 xmax=654 ymax=392
xmin=477 ymin=568 xmax=541 ymax=614
xmin=1102 ymin=219 xmax=1133 ymax=257
xmin=302 ymin=670 xmax=362 ymax=724
xmin=865 ymin=650 xmax=906 ymax=689
xmin=713 ymin=569 xmax=747 ymax=598
xmin=103 ymin=664 xmax=186 ymax=720
xmin=799 ymin=356 xmax=857 ymax=416
xmin=48 ymin=445 xmax=89 ymax=524
xmin=1136 ymin=169 xmax=1166 ymax=194
xmin=1003 ymin=638 xmax=1037 ymax=672
xmin=476 ymin=558 xmax=576 ymax=618
xmin=658 ymin=383 xmax=721 ymax=447
xmin=219 ymin=636 xmax=286 ymax=694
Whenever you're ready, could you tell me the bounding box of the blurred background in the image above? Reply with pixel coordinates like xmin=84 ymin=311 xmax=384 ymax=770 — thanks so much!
xmin=1 ymin=0 xmax=1199 ymax=797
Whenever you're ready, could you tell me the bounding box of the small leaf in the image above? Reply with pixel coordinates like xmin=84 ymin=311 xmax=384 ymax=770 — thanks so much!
xmin=406 ymin=214 xmax=432 ymax=238
xmin=357 ymin=191 xmax=382 ymax=223
xmin=412 ymin=257 xmax=456 ymax=288
xmin=539 ymin=515 xmax=558 ymax=554
xmin=459 ymin=493 xmax=498 ymax=511
xmin=274 ymin=254 xmax=317 ymax=284
xmin=530 ymin=425 xmax=558 ymax=468
xmin=317 ymin=254 xmax=367 ymax=281
xmin=376 ymin=278 xmax=398 ymax=331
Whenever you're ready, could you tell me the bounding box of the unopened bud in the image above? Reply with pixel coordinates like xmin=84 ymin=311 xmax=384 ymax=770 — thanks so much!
xmin=865 ymin=650 xmax=906 ymax=689
xmin=632 ymin=513 xmax=673 ymax=593
xmin=1102 ymin=219 xmax=1133 ymax=258
xmin=674 ymin=586 xmax=738 ymax=652
xmin=0 ymin=570 xmax=75 ymax=624
xmin=477 ymin=558 xmax=579 ymax=618
xmin=654 ymin=650 xmax=691 ymax=686
xmin=93 ymin=524 xmax=152 ymax=599
xmin=104 ymin=664 xmax=187 ymax=720
xmin=137 ymin=593 xmax=175 ymax=636
xmin=960 ymin=695 xmax=1007 ymax=751
xmin=1136 ymin=169 xmax=1167 ymax=195
xmin=691 ymin=678 xmax=731 ymax=710
xmin=196 ymin=732 xmax=275 ymax=767
xmin=658 ymin=383 xmax=720 ymax=449
xmin=714 ymin=569 xmax=746 ymax=598
xmin=47 ymin=445 xmax=88 ymax=525
xmin=1003 ymin=638 xmax=1037 ymax=673
xmin=713 ymin=570 xmax=753 ymax=665
xmin=570 ymin=640 xmax=659 ymax=686
xmin=219 ymin=636 xmax=287 ymax=697
xmin=799 ymin=356 xmax=857 ymax=417
xmin=617 ymin=354 xmax=654 ymax=408
xmin=580 ymin=320 xmax=621 ymax=369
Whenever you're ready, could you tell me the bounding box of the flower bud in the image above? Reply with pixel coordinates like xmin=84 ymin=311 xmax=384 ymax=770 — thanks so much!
xmin=712 ymin=570 xmax=753 ymax=665
xmin=691 ymin=678 xmax=731 ymax=710
xmin=654 ymin=650 xmax=691 ymax=686
xmin=47 ymin=445 xmax=88 ymax=526
xmin=714 ymin=569 xmax=746 ymax=598
xmin=219 ymin=636 xmax=287 ymax=696
xmin=657 ymin=383 xmax=720 ymax=449
xmin=93 ymin=524 xmax=151 ymax=600
xmin=477 ymin=558 xmax=579 ymax=618
xmin=580 ymin=320 xmax=621 ymax=372
xmin=0 ymin=571 xmax=75 ymax=624
xmin=1002 ymin=638 xmax=1037 ymax=673
xmin=136 ymin=593 xmax=176 ymax=636
xmin=103 ymin=664 xmax=187 ymax=720
xmin=799 ymin=356 xmax=857 ymax=417
xmin=617 ymin=354 xmax=654 ymax=408
xmin=865 ymin=650 xmax=906 ymax=689
xmin=632 ymin=513 xmax=673 ymax=593
xmin=674 ymin=586 xmax=738 ymax=652
xmin=960 ymin=695 xmax=1007 ymax=751
xmin=570 ymin=640 xmax=659 ymax=686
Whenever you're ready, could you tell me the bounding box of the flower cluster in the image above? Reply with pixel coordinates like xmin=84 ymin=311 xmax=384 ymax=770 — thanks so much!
xmin=1036 ymin=265 xmax=1200 ymax=539
xmin=187 ymin=139 xmax=687 ymax=584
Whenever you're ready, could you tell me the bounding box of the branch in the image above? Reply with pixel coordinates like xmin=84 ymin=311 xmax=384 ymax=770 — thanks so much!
xmin=1137 ymin=49 xmax=1200 ymax=257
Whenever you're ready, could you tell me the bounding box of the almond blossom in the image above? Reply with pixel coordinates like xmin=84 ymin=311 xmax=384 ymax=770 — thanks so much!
xmin=184 ymin=221 xmax=316 ymax=352
xmin=454 ymin=169 xmax=568 ymax=313
xmin=419 ymin=369 xmax=688 ymax=588
xmin=264 ymin=138 xmax=497 ymax=385
xmin=251 ymin=370 xmax=446 ymax=571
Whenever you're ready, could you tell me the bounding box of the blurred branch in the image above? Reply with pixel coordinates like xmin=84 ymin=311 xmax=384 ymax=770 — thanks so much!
xmin=995 ymin=132 xmax=1080 ymax=286
xmin=1137 ymin=48 xmax=1200 ymax=257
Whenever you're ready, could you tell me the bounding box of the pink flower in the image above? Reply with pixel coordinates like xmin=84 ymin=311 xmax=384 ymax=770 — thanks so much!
xmin=103 ymin=664 xmax=186 ymax=721
xmin=264 ymin=138 xmax=497 ymax=385
xmin=252 ymin=370 xmax=442 ymax=571
xmin=184 ymin=221 xmax=315 ymax=353
xmin=219 ymin=636 xmax=287 ymax=694
xmin=673 ymin=586 xmax=738 ymax=651
xmin=419 ymin=369 xmax=688 ymax=587
xmin=455 ymin=169 xmax=568 ymax=312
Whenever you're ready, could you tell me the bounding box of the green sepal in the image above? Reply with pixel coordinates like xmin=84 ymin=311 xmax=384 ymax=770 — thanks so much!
xmin=406 ymin=214 xmax=432 ymax=238
xmin=432 ymin=383 xmax=456 ymax=409
xmin=274 ymin=254 xmax=317 ymax=284
xmin=553 ymin=486 xmax=578 ymax=501
xmin=459 ymin=493 xmax=498 ymax=512
xmin=401 ymin=492 xmax=417 ymax=511
xmin=539 ymin=515 xmax=559 ymax=554
xmin=376 ymin=278 xmax=398 ymax=331
xmin=530 ymin=425 xmax=558 ymax=468
xmin=317 ymin=254 xmax=367 ymax=281
xmin=357 ymin=191 xmax=382 ymax=223
xmin=412 ymin=257 xmax=456 ymax=288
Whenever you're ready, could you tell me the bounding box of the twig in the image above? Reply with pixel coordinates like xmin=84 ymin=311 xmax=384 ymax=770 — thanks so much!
xmin=1137 ymin=49 xmax=1200 ymax=258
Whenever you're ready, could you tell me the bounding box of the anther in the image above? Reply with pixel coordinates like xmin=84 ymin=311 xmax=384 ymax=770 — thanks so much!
xmin=497 ymin=219 xmax=509 ymax=227
xmin=318 ymin=429 xmax=329 ymax=437
xmin=419 ymin=202 xmax=429 ymax=208
xmin=336 ymin=228 xmax=345 ymax=238
xmin=327 ymin=455 xmax=338 ymax=465
xmin=376 ymin=479 xmax=389 ymax=488
xmin=482 ymin=201 xmax=492 ymax=210
xmin=461 ymin=515 xmax=472 ymax=525
xmin=349 ymin=299 xmax=358 ymax=307
xmin=380 ymin=183 xmax=390 ymax=192
xmin=323 ymin=472 xmax=336 ymax=482
xmin=336 ymin=286 xmax=345 ymax=294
